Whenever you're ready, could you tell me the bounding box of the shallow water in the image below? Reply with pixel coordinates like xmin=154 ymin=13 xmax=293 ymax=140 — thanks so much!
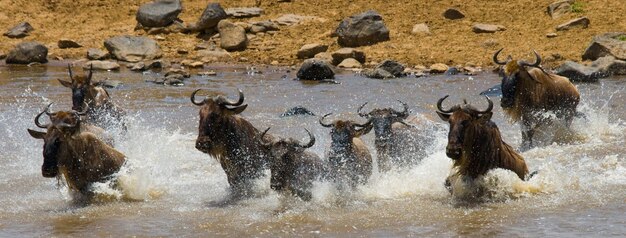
xmin=0 ymin=63 xmax=624 ymax=237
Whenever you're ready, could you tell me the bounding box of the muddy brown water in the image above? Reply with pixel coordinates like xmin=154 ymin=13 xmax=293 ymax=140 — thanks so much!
xmin=0 ymin=63 xmax=624 ymax=237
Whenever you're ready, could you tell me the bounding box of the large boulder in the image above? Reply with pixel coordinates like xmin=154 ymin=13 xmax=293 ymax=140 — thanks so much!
xmin=296 ymin=59 xmax=335 ymax=80
xmin=556 ymin=61 xmax=605 ymax=82
xmin=136 ymin=0 xmax=183 ymax=28
xmin=104 ymin=36 xmax=162 ymax=62
xmin=195 ymin=3 xmax=227 ymax=31
xmin=217 ymin=20 xmax=248 ymax=51
xmin=582 ymin=32 xmax=626 ymax=61
xmin=3 ymin=22 xmax=34 ymax=38
xmin=5 ymin=41 xmax=48 ymax=64
xmin=335 ymin=10 xmax=390 ymax=47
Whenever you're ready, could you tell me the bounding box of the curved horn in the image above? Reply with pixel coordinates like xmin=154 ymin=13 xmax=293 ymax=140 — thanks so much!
xmin=296 ymin=128 xmax=315 ymax=148
xmin=319 ymin=113 xmax=333 ymax=128
xmin=67 ymin=64 xmax=74 ymax=80
xmin=354 ymin=118 xmax=373 ymax=128
xmin=493 ymin=48 xmax=507 ymax=65
xmin=519 ymin=50 xmax=541 ymax=68
xmin=357 ymin=102 xmax=369 ymax=118
xmin=259 ymin=127 xmax=272 ymax=147
xmin=437 ymin=95 xmax=453 ymax=113
xmin=477 ymin=95 xmax=494 ymax=114
xmin=221 ymin=88 xmax=245 ymax=106
xmin=34 ymin=103 xmax=53 ymax=128
xmin=190 ymin=89 xmax=205 ymax=106
xmin=392 ymin=99 xmax=409 ymax=118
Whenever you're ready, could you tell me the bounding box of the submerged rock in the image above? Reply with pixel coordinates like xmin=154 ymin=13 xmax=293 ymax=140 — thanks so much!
xmin=296 ymin=59 xmax=335 ymax=80
xmin=5 ymin=41 xmax=48 ymax=64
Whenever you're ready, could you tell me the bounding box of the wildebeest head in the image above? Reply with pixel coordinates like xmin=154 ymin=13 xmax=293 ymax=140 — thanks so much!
xmin=57 ymin=64 xmax=106 ymax=111
xmin=259 ymin=127 xmax=315 ymax=190
xmin=436 ymin=95 xmax=494 ymax=160
xmin=319 ymin=113 xmax=373 ymax=150
xmin=27 ymin=103 xmax=86 ymax=178
xmin=493 ymin=49 xmax=542 ymax=108
xmin=357 ymin=100 xmax=409 ymax=142
xmin=191 ymin=88 xmax=248 ymax=154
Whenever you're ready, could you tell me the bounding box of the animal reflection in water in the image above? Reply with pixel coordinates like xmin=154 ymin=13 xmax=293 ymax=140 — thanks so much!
xmin=357 ymin=100 xmax=436 ymax=172
xmin=493 ymin=49 xmax=581 ymax=151
xmin=27 ymin=103 xmax=126 ymax=202
xmin=436 ymin=95 xmax=531 ymax=200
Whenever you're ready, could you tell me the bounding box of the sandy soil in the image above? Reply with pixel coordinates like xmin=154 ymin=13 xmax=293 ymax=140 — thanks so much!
xmin=0 ymin=0 xmax=624 ymax=68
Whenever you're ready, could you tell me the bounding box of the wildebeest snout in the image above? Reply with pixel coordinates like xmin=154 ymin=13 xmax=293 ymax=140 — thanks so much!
xmin=446 ymin=145 xmax=462 ymax=160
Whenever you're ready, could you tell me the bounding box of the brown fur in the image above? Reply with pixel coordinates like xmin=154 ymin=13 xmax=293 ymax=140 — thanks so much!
xmin=28 ymin=110 xmax=126 ymax=198
xmin=323 ymin=118 xmax=373 ymax=188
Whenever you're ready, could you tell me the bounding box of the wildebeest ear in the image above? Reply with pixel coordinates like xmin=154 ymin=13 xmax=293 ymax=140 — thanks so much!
xmin=436 ymin=111 xmax=450 ymax=121
xmin=58 ymin=79 xmax=73 ymax=88
xmin=27 ymin=129 xmax=46 ymax=139
xmin=227 ymin=104 xmax=248 ymax=115
xmin=477 ymin=112 xmax=493 ymax=123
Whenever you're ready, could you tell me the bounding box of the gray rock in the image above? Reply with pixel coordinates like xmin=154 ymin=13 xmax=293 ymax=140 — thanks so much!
xmin=3 ymin=22 xmax=34 ymax=38
xmin=296 ymin=59 xmax=335 ymax=80
xmin=331 ymin=48 xmax=365 ymax=65
xmin=217 ymin=20 xmax=248 ymax=51
xmin=225 ymin=7 xmax=263 ymax=18
xmin=335 ymin=10 xmax=390 ymax=47
xmin=337 ymin=58 xmax=362 ymax=68
xmin=376 ymin=60 xmax=405 ymax=77
xmin=249 ymin=20 xmax=279 ymax=33
xmin=443 ymin=8 xmax=465 ymax=20
xmin=556 ymin=17 xmax=590 ymax=31
xmin=196 ymin=3 xmax=227 ymax=31
xmin=411 ymin=23 xmax=430 ymax=35
xmin=87 ymin=48 xmax=109 ymax=60
xmin=591 ymin=56 xmax=626 ymax=75
xmin=363 ymin=68 xmax=394 ymax=79
xmin=556 ymin=61 xmax=606 ymax=82
xmin=83 ymin=60 xmax=120 ymax=70
xmin=444 ymin=67 xmax=460 ymax=75
xmin=5 ymin=41 xmax=48 ymax=64
xmin=297 ymin=43 xmax=328 ymax=59
xmin=582 ymin=32 xmax=626 ymax=61
xmin=136 ymin=0 xmax=182 ymax=28
xmin=104 ymin=35 xmax=162 ymax=62
xmin=547 ymin=0 xmax=574 ymax=19
xmin=58 ymin=39 xmax=82 ymax=49
xmin=472 ymin=23 xmax=506 ymax=33
xmin=130 ymin=62 xmax=146 ymax=71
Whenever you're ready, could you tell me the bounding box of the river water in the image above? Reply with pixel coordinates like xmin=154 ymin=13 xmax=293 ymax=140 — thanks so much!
xmin=0 ymin=62 xmax=624 ymax=237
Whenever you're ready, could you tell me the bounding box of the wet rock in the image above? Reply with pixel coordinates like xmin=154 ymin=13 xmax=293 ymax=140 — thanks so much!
xmin=296 ymin=59 xmax=335 ymax=80
xmin=297 ymin=43 xmax=328 ymax=59
xmin=3 ymin=22 xmax=34 ymax=38
xmin=83 ymin=60 xmax=120 ymax=70
xmin=5 ymin=41 xmax=48 ymax=64
xmin=335 ymin=10 xmax=390 ymax=47
xmin=363 ymin=68 xmax=394 ymax=79
xmin=411 ymin=23 xmax=430 ymax=35
xmin=445 ymin=67 xmax=461 ymax=75
xmin=331 ymin=48 xmax=365 ymax=65
xmin=165 ymin=68 xmax=191 ymax=78
xmin=582 ymin=32 xmax=626 ymax=61
xmin=195 ymin=3 xmax=227 ymax=31
xmin=429 ymin=63 xmax=449 ymax=73
xmin=217 ymin=20 xmax=247 ymax=51
xmin=136 ymin=0 xmax=182 ymax=28
xmin=281 ymin=106 xmax=315 ymax=117
xmin=547 ymin=32 xmax=558 ymax=38
xmin=225 ymin=7 xmax=263 ymax=18
xmin=104 ymin=36 xmax=162 ymax=62
xmin=590 ymin=55 xmax=626 ymax=75
xmin=87 ymin=48 xmax=109 ymax=60
xmin=58 ymin=39 xmax=82 ymax=49
xmin=547 ymin=0 xmax=574 ymax=19
xmin=472 ymin=23 xmax=506 ymax=33
xmin=377 ymin=60 xmax=405 ymax=77
xmin=273 ymin=14 xmax=321 ymax=26
xmin=337 ymin=58 xmax=362 ymax=68
xmin=556 ymin=61 xmax=605 ymax=82
xmin=250 ymin=20 xmax=279 ymax=33
xmin=556 ymin=17 xmax=590 ymax=31
xmin=443 ymin=8 xmax=465 ymax=20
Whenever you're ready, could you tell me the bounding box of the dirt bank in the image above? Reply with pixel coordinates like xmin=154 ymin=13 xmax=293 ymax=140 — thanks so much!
xmin=1 ymin=0 xmax=624 ymax=68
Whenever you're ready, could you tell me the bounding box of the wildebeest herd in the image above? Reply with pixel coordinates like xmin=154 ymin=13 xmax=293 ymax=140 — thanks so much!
xmin=27 ymin=49 xmax=583 ymax=203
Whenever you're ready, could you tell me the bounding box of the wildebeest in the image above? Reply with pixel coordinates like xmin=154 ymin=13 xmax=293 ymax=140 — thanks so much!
xmin=436 ymin=95 xmax=529 ymax=195
xmin=357 ymin=100 xmax=433 ymax=172
xmin=319 ymin=113 xmax=373 ymax=189
xmin=58 ymin=64 xmax=126 ymax=131
xmin=259 ymin=127 xmax=327 ymax=201
xmin=493 ymin=49 xmax=581 ymax=150
xmin=191 ymin=88 xmax=272 ymax=198
xmin=27 ymin=104 xmax=126 ymax=199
